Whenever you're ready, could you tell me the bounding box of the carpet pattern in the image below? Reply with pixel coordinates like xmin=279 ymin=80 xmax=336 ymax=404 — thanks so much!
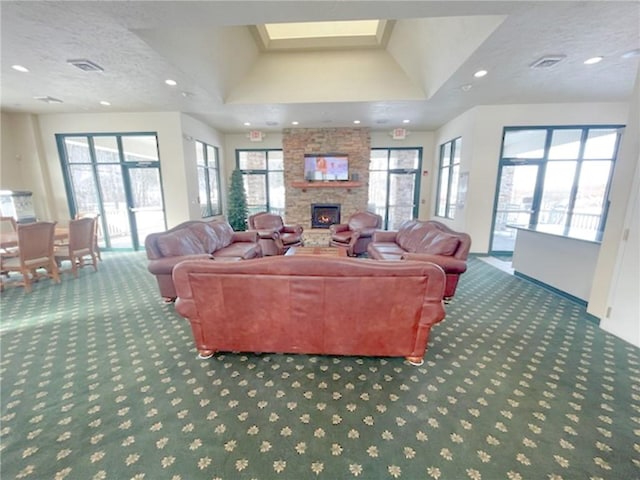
xmin=1 ymin=252 xmax=639 ymax=479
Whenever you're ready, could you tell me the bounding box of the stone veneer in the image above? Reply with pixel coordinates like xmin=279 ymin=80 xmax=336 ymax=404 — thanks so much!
xmin=283 ymin=128 xmax=371 ymax=246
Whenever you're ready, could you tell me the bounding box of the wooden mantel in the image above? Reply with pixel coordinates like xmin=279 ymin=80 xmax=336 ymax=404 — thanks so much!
xmin=291 ymin=181 xmax=363 ymax=191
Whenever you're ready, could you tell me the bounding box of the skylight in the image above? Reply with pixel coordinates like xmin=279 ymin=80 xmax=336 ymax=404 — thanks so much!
xmin=264 ymin=20 xmax=380 ymax=40
xmin=252 ymin=20 xmax=393 ymax=51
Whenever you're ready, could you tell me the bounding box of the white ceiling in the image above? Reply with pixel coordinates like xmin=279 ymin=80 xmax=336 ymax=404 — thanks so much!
xmin=1 ymin=1 xmax=639 ymax=133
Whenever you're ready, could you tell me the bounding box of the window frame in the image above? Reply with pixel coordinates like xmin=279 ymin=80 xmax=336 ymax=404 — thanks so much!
xmin=195 ymin=140 xmax=222 ymax=218
xmin=435 ymin=137 xmax=462 ymax=219
xmin=496 ymin=124 xmax=623 ymax=239
xmin=235 ymin=148 xmax=285 ymax=216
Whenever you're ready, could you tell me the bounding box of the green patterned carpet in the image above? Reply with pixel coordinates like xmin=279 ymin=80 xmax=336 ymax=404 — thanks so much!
xmin=1 ymin=252 xmax=638 ymax=479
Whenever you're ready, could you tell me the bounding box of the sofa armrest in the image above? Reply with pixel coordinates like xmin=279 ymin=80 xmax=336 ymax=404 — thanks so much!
xmin=248 ymin=229 xmax=280 ymax=241
xmin=372 ymin=230 xmax=398 ymax=243
xmin=232 ymin=230 xmax=259 ymax=243
xmin=401 ymin=252 xmax=467 ymax=274
xmin=329 ymin=223 xmax=349 ymax=234
xmin=148 ymin=254 xmax=213 ymax=275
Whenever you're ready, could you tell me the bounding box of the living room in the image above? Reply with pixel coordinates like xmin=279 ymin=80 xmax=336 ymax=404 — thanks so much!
xmin=1 ymin=2 xmax=639 ymax=477
xmin=1 ymin=0 xmax=637 ymax=339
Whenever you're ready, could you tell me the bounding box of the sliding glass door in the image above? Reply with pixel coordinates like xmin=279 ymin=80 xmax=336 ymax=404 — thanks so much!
xmin=369 ymin=148 xmax=422 ymax=229
xmin=57 ymin=133 xmax=166 ymax=250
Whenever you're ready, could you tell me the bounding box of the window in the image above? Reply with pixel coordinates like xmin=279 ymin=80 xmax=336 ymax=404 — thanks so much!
xmin=236 ymin=149 xmax=284 ymax=216
xmin=492 ymin=125 xmax=622 ymax=251
xmin=195 ymin=141 xmax=221 ymax=217
xmin=435 ymin=137 xmax=461 ymax=219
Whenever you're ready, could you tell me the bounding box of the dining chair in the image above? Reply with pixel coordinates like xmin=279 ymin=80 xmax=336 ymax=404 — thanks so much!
xmin=0 ymin=216 xmax=19 ymax=256
xmin=0 ymin=221 xmax=61 ymax=293
xmin=55 ymin=217 xmax=98 ymax=278
xmin=75 ymin=212 xmax=102 ymax=261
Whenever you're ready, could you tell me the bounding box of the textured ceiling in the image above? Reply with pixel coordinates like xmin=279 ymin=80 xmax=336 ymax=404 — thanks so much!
xmin=1 ymin=1 xmax=639 ymax=133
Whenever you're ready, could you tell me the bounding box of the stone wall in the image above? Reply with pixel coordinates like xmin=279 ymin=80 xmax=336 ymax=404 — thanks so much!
xmin=283 ymin=128 xmax=371 ymax=245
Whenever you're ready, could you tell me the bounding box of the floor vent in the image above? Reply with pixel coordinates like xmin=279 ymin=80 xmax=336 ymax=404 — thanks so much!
xmin=67 ymin=59 xmax=104 ymax=72
xmin=530 ymin=55 xmax=566 ymax=68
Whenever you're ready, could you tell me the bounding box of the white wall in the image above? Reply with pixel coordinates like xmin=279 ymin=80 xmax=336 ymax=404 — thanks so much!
xmin=591 ymin=66 xmax=640 ymax=342
xmin=179 ymin=113 xmax=227 ymax=219
xmin=1 ymin=113 xmax=52 ymax=219
xmin=432 ymin=102 xmax=629 ymax=253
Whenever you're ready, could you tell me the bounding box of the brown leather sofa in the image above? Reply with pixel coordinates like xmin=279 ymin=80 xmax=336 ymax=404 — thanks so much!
xmin=329 ymin=210 xmax=382 ymax=256
xmin=247 ymin=212 xmax=304 ymax=255
xmin=145 ymin=219 xmax=262 ymax=300
xmin=173 ymin=256 xmax=446 ymax=365
xmin=367 ymin=219 xmax=471 ymax=301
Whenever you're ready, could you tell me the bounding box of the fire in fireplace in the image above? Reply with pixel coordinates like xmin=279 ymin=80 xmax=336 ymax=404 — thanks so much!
xmin=311 ymin=203 xmax=341 ymax=229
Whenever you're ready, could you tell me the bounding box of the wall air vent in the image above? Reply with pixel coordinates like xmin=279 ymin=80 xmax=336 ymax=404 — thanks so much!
xmin=530 ymin=55 xmax=566 ymax=69
xmin=67 ymin=59 xmax=104 ymax=72
xmin=34 ymin=96 xmax=64 ymax=104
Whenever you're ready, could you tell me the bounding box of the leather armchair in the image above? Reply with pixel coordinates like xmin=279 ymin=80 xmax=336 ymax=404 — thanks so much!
xmin=248 ymin=212 xmax=304 ymax=255
xmin=329 ymin=211 xmax=382 ymax=256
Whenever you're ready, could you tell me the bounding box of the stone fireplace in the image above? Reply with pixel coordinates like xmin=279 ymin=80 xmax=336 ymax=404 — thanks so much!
xmin=283 ymin=127 xmax=371 ymax=245
xmin=311 ymin=203 xmax=340 ymax=229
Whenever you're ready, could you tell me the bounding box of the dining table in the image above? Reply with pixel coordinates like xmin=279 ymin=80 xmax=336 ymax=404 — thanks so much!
xmin=0 ymin=226 xmax=69 ymax=250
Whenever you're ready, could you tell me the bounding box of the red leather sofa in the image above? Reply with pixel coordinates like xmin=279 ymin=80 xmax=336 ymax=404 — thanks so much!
xmin=173 ymin=256 xmax=446 ymax=365
xmin=145 ymin=219 xmax=262 ymax=300
xmin=367 ymin=219 xmax=471 ymax=301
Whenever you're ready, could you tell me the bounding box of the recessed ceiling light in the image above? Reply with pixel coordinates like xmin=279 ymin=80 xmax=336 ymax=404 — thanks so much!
xmin=181 ymin=91 xmax=195 ymax=98
xmin=473 ymin=70 xmax=488 ymax=78
xmin=402 ymin=119 xmax=411 ymax=124
xmin=584 ymin=56 xmax=603 ymax=65
xmin=165 ymin=79 xmax=177 ymax=86
xmin=99 ymin=100 xmax=111 ymax=106
xmin=622 ymin=48 xmax=640 ymax=59
xmin=291 ymin=121 xmax=299 ymax=125
xmin=11 ymin=65 xmax=29 ymax=73
xmin=243 ymin=122 xmax=251 ymax=126
xmin=353 ymin=120 xmax=361 ymax=124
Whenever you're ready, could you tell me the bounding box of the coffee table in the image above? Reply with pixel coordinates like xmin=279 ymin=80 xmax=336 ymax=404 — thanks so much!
xmin=284 ymin=246 xmax=348 ymax=257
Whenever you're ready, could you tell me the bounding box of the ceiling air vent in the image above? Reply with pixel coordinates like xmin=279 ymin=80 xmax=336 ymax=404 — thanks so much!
xmin=530 ymin=55 xmax=566 ymax=69
xmin=67 ymin=58 xmax=104 ymax=72
xmin=34 ymin=96 xmax=63 ymax=104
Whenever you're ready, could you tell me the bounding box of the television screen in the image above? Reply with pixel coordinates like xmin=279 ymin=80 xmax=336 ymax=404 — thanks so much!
xmin=304 ymin=154 xmax=349 ymax=181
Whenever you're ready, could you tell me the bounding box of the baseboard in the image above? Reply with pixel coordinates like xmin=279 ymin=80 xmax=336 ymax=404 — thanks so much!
xmin=513 ymin=271 xmax=600 ymax=325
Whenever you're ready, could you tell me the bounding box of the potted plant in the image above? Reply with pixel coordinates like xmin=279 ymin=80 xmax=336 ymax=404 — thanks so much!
xmin=227 ymin=169 xmax=248 ymax=231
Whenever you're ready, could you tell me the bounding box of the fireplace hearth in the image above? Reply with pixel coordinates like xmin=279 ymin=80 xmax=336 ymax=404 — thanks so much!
xmin=311 ymin=203 xmax=340 ymax=229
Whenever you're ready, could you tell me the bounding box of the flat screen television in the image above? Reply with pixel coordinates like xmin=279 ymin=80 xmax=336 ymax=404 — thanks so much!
xmin=304 ymin=154 xmax=349 ymax=181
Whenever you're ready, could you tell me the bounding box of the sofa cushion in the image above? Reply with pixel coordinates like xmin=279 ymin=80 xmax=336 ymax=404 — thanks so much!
xmin=395 ymin=220 xmax=418 ymax=251
xmin=210 ymin=221 xmax=234 ymax=248
xmin=396 ymin=221 xmax=433 ymax=253
xmin=156 ymin=230 xmax=204 ymax=257
xmin=213 ymin=243 xmax=261 ymax=259
xmin=423 ymin=232 xmax=460 ymax=256
xmin=188 ymin=223 xmax=221 ymax=253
